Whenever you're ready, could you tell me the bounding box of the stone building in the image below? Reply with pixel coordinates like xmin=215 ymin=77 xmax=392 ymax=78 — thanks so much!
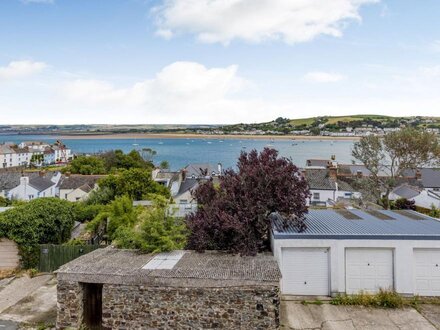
xmin=56 ymin=248 xmax=281 ymax=329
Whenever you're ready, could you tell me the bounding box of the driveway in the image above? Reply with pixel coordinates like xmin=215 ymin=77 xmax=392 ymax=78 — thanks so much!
xmin=0 ymin=275 xmax=57 ymax=329
xmin=281 ymin=300 xmax=440 ymax=330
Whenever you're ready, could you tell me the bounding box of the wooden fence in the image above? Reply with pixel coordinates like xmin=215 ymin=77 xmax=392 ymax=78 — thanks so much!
xmin=38 ymin=244 xmax=100 ymax=273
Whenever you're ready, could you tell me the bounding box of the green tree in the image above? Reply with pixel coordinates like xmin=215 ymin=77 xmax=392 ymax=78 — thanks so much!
xmin=113 ymin=196 xmax=187 ymax=253
xmin=0 ymin=198 xmax=75 ymax=268
xmin=65 ymin=155 xmax=106 ymax=175
xmin=99 ymin=168 xmax=170 ymax=201
xmin=0 ymin=196 xmax=11 ymax=207
xmin=100 ymin=149 xmax=153 ymax=172
xmin=352 ymin=128 xmax=440 ymax=208
xmin=159 ymin=160 xmax=170 ymax=170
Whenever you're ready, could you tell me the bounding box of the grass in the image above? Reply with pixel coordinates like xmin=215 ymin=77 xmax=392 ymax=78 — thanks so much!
xmin=331 ymin=289 xmax=440 ymax=309
xmin=289 ymin=117 xmax=316 ymax=126
xmin=331 ymin=289 xmax=404 ymax=308
xmin=301 ymin=299 xmax=324 ymax=306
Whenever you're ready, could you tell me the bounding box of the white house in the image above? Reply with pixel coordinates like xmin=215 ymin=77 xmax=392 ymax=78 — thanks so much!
xmin=304 ymin=168 xmax=361 ymax=207
xmin=271 ymin=209 xmax=440 ymax=297
xmin=58 ymin=174 xmax=104 ymax=202
xmin=8 ymin=172 xmax=61 ymax=200
xmin=389 ymin=184 xmax=440 ymax=209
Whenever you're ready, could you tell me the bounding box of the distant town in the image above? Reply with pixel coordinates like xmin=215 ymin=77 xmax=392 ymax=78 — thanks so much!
xmin=2 ymin=115 xmax=440 ymax=138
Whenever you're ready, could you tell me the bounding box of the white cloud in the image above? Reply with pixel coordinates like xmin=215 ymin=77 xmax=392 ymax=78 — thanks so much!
xmin=0 ymin=60 xmax=47 ymax=80
xmin=61 ymin=62 xmax=256 ymax=123
xmin=304 ymin=71 xmax=346 ymax=83
xmin=153 ymin=0 xmax=379 ymax=45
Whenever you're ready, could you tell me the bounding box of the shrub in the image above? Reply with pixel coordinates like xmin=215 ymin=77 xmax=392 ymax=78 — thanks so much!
xmin=331 ymin=289 xmax=404 ymax=308
xmin=0 ymin=198 xmax=75 ymax=268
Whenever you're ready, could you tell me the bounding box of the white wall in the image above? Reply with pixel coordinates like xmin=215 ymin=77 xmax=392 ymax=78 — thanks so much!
xmin=60 ymin=188 xmax=89 ymax=202
xmin=272 ymin=237 xmax=440 ymax=296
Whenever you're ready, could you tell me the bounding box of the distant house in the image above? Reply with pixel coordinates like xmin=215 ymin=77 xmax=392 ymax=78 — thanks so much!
xmin=152 ymin=163 xmax=223 ymax=216
xmin=183 ymin=163 xmax=223 ymax=179
xmin=304 ymin=168 xmax=361 ymax=207
xmin=7 ymin=172 xmax=61 ymax=200
xmin=1 ymin=140 xmax=72 ymax=168
xmin=58 ymin=175 xmax=104 ymax=202
xmin=390 ymin=184 xmax=440 ymax=209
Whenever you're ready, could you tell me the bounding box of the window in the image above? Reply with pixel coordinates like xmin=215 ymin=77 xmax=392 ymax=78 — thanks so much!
xmin=313 ymin=193 xmax=320 ymax=200
xmin=180 ymin=199 xmax=188 ymax=204
xmin=344 ymin=192 xmax=353 ymax=197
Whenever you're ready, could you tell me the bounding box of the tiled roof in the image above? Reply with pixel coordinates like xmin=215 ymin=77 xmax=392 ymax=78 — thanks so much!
xmin=271 ymin=209 xmax=440 ymax=240
xmin=56 ymin=248 xmax=281 ymax=287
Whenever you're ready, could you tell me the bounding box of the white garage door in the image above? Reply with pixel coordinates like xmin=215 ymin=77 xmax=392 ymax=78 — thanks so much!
xmin=281 ymin=247 xmax=329 ymax=295
xmin=346 ymin=248 xmax=393 ymax=294
xmin=414 ymin=249 xmax=440 ymax=296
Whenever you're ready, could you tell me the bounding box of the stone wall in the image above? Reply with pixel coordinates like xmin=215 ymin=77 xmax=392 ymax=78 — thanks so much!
xmin=57 ymin=281 xmax=83 ymax=329
xmin=57 ymin=280 xmax=279 ymax=329
xmin=0 ymin=238 xmax=19 ymax=270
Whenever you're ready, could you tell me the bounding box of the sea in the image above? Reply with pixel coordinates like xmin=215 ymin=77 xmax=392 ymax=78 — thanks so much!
xmin=0 ymin=135 xmax=355 ymax=170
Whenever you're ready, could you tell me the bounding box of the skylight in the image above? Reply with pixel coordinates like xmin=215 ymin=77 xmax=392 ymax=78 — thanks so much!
xmin=142 ymin=251 xmax=185 ymax=270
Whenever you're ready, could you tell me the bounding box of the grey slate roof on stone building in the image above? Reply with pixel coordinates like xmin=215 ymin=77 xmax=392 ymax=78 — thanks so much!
xmin=56 ymin=248 xmax=281 ymax=287
xmin=271 ymin=209 xmax=440 ymax=240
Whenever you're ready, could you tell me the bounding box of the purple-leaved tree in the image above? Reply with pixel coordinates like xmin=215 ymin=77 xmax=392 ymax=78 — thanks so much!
xmin=186 ymin=148 xmax=310 ymax=255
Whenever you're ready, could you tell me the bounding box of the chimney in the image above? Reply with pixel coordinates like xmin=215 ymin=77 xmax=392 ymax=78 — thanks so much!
xmin=416 ymin=169 xmax=422 ymax=180
xmin=329 ymin=166 xmax=338 ymax=180
xmin=356 ymin=170 xmax=363 ymax=179
xmin=217 ymin=163 xmax=222 ymax=175
xmin=20 ymin=176 xmax=29 ymax=185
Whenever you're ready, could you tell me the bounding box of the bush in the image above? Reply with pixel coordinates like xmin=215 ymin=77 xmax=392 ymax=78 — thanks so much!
xmin=112 ymin=197 xmax=187 ymax=253
xmin=331 ymin=289 xmax=404 ymax=308
xmin=0 ymin=198 xmax=75 ymax=268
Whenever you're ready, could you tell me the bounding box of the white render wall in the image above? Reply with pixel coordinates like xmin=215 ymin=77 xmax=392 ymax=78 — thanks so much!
xmin=272 ymin=236 xmax=440 ymax=296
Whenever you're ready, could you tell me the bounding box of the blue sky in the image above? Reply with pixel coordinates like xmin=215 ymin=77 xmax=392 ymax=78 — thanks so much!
xmin=1 ymin=0 xmax=440 ymax=124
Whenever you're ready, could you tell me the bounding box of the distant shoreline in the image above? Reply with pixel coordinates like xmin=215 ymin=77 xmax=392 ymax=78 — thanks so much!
xmin=55 ymin=133 xmax=360 ymax=141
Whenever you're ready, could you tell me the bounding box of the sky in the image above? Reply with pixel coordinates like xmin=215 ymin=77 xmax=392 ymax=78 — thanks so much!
xmin=0 ymin=0 xmax=440 ymax=125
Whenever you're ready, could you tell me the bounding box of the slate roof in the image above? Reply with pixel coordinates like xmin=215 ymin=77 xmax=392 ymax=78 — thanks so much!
xmin=271 ymin=209 xmax=440 ymax=240
xmin=29 ymin=176 xmax=55 ymax=192
xmin=58 ymin=175 xmax=105 ymax=190
xmin=184 ymin=163 xmax=220 ymax=178
xmin=392 ymin=184 xmax=421 ymax=199
xmin=0 ymin=171 xmax=56 ymax=191
xmin=402 ymin=168 xmax=440 ymax=188
xmin=0 ymin=145 xmax=15 ymax=155
xmin=56 ymin=248 xmax=281 ymax=287
xmin=305 ymin=169 xmax=355 ymax=191
xmin=176 ymin=178 xmax=199 ymax=196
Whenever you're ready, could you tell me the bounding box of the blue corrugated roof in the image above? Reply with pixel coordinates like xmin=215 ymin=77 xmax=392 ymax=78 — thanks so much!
xmin=271 ymin=209 xmax=440 ymax=240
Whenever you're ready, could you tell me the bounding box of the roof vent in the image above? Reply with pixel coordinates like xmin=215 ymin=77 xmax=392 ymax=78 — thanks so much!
xmin=335 ymin=209 xmax=363 ymax=220
xmin=365 ymin=210 xmax=395 ymax=220
xmin=392 ymin=210 xmax=427 ymax=220
xmin=142 ymin=251 xmax=185 ymax=270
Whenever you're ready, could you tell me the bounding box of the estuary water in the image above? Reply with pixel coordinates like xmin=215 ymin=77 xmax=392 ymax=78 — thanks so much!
xmin=0 ymin=135 xmax=355 ymax=170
